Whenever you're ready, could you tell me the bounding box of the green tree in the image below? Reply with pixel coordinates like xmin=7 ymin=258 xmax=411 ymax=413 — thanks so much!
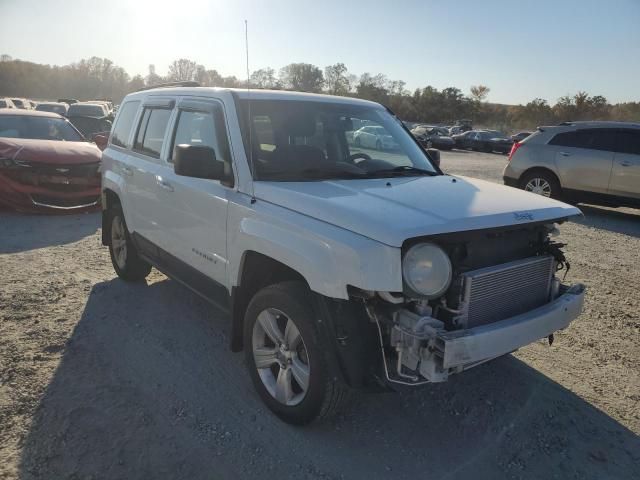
xmin=145 ymin=64 xmax=163 ymax=86
xmin=324 ymin=63 xmax=351 ymax=95
xmin=250 ymin=67 xmax=279 ymax=89
xmin=279 ymin=63 xmax=324 ymax=92
xmin=167 ymin=58 xmax=198 ymax=82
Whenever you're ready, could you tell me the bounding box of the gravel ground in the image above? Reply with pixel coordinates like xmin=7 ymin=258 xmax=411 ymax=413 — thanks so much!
xmin=1 ymin=150 xmax=639 ymax=479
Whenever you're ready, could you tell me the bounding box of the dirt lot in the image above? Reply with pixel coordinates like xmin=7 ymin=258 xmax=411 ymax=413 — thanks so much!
xmin=1 ymin=150 xmax=639 ymax=479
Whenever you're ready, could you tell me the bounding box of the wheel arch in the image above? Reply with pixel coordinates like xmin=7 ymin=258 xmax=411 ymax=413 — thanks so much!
xmin=519 ymin=166 xmax=562 ymax=189
xmin=231 ymin=252 xmax=377 ymax=389
xmin=230 ymin=251 xmax=308 ymax=352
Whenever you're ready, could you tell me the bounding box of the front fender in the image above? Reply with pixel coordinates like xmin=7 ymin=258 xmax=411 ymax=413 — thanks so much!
xmin=227 ymin=196 xmax=402 ymax=299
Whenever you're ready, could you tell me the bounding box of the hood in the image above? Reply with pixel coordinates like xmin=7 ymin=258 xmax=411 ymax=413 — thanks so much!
xmin=0 ymin=138 xmax=101 ymax=165
xmin=254 ymin=175 xmax=581 ymax=247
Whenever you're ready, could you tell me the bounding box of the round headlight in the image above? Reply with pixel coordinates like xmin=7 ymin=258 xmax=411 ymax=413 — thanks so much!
xmin=402 ymin=243 xmax=452 ymax=298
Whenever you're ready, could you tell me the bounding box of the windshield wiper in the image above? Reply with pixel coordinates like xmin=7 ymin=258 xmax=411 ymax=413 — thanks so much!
xmin=258 ymin=167 xmax=366 ymax=181
xmin=364 ymin=166 xmax=438 ymax=177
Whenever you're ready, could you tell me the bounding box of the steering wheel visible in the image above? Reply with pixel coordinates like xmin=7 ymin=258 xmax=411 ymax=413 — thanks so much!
xmin=347 ymin=152 xmax=372 ymax=164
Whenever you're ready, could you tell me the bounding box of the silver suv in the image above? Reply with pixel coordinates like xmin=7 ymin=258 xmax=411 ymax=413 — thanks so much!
xmin=503 ymin=121 xmax=640 ymax=207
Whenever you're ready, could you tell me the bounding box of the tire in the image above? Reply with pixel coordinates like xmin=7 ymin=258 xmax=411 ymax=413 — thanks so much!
xmin=519 ymin=170 xmax=562 ymax=199
xmin=107 ymin=205 xmax=152 ymax=281
xmin=244 ymin=281 xmax=349 ymax=425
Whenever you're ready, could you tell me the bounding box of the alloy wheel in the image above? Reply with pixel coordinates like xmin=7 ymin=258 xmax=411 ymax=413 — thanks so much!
xmin=251 ymin=308 xmax=310 ymax=406
xmin=111 ymin=215 xmax=128 ymax=269
xmin=524 ymin=177 xmax=552 ymax=197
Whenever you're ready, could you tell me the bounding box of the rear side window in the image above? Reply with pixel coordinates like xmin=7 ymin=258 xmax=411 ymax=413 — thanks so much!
xmin=134 ymin=107 xmax=172 ymax=158
xmin=616 ymin=129 xmax=640 ymax=155
xmin=110 ymin=101 xmax=140 ymax=148
xmin=549 ymin=128 xmax=616 ymax=152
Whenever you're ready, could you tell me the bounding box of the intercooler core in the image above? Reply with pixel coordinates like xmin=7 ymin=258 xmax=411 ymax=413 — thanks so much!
xmin=459 ymin=255 xmax=555 ymax=328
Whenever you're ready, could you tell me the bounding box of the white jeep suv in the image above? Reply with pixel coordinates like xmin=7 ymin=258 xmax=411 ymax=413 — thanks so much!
xmin=101 ymin=84 xmax=585 ymax=424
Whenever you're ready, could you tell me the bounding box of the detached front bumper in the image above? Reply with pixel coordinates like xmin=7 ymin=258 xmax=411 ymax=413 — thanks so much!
xmin=390 ymin=283 xmax=585 ymax=383
xmin=436 ymin=283 xmax=585 ymax=370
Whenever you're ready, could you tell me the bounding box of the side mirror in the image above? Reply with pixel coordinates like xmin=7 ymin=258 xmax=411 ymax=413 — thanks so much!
xmin=92 ymin=132 xmax=109 ymax=151
xmin=427 ymin=148 xmax=440 ymax=168
xmin=174 ymin=144 xmax=224 ymax=180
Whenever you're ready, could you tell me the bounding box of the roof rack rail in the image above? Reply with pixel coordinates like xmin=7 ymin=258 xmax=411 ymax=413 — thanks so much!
xmin=557 ymin=121 xmax=574 ymax=126
xmin=135 ymin=81 xmax=200 ymax=92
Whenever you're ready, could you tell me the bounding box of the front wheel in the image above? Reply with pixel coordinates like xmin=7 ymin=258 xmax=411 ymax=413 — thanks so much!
xmin=244 ymin=281 xmax=348 ymax=425
xmin=108 ymin=205 xmax=151 ymax=281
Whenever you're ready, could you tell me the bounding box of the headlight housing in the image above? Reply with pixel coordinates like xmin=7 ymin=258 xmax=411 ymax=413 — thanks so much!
xmin=402 ymin=243 xmax=452 ymax=298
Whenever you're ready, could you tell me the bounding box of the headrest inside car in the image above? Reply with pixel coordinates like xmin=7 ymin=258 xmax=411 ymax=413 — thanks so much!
xmin=282 ymin=113 xmax=316 ymax=137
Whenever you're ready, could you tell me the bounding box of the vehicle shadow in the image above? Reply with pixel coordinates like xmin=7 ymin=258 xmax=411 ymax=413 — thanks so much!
xmin=0 ymin=212 xmax=100 ymax=254
xmin=573 ymin=204 xmax=640 ymax=238
xmin=19 ymin=278 xmax=639 ymax=480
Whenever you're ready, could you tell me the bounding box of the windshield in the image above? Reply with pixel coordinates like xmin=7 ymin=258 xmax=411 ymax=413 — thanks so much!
xmin=68 ymin=104 xmax=105 ymax=117
xmin=239 ymin=99 xmax=438 ymax=181
xmin=36 ymin=103 xmax=67 ymax=115
xmin=0 ymin=115 xmax=84 ymax=141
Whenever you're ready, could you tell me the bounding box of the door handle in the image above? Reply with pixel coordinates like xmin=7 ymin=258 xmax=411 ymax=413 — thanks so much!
xmin=559 ymin=152 xmax=571 ymax=157
xmin=620 ymin=160 xmax=632 ymax=167
xmin=122 ymin=166 xmax=133 ymax=176
xmin=156 ymin=176 xmax=174 ymax=192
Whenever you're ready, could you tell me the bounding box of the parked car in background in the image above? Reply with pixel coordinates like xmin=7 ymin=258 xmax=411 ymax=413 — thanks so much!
xmin=67 ymin=115 xmax=112 ymax=139
xmin=11 ymin=98 xmax=33 ymax=110
xmin=511 ymin=131 xmax=532 ymax=143
xmin=35 ymin=101 xmax=69 ymax=116
xmin=353 ymin=125 xmax=400 ymax=150
xmin=504 ymin=121 xmax=640 ymax=207
xmin=67 ymin=102 xmax=108 ymax=118
xmin=0 ymin=98 xmax=17 ymax=109
xmin=411 ymin=125 xmax=455 ymax=150
xmin=100 ymin=85 xmax=584 ymax=424
xmin=453 ymin=129 xmax=513 ymax=153
xmin=0 ymin=110 xmax=101 ymax=213
xmin=58 ymin=98 xmax=78 ymax=104
xmin=452 ymin=119 xmax=473 ymax=132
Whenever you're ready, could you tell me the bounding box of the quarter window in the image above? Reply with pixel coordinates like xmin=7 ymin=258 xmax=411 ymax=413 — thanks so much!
xmin=134 ymin=107 xmax=172 ymax=158
xmin=110 ymin=101 xmax=139 ymax=148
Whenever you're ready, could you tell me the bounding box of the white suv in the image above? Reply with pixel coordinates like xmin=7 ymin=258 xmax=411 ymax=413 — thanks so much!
xmin=503 ymin=121 xmax=640 ymax=207
xmin=101 ymin=84 xmax=585 ymax=424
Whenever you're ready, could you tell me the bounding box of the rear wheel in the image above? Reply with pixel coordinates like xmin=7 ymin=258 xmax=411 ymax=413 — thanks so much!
xmin=244 ymin=281 xmax=348 ymax=425
xmin=520 ymin=170 xmax=562 ymax=199
xmin=108 ymin=205 xmax=151 ymax=281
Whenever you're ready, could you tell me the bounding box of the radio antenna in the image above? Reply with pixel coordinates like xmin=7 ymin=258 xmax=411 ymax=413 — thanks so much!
xmin=245 ymin=19 xmax=256 ymax=204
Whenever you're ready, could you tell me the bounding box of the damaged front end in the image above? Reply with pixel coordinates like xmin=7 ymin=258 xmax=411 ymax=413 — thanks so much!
xmin=358 ymin=222 xmax=585 ymax=386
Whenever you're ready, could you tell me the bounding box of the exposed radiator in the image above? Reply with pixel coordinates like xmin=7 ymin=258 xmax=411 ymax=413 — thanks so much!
xmin=461 ymin=255 xmax=555 ymax=328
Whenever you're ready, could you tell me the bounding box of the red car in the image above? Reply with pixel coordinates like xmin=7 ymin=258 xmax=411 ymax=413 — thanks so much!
xmin=0 ymin=110 xmax=101 ymax=213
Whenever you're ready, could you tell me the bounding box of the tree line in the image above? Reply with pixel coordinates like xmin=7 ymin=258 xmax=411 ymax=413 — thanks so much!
xmin=0 ymin=54 xmax=638 ymax=132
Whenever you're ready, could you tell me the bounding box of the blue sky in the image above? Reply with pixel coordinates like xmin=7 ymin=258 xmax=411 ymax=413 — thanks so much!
xmin=1 ymin=0 xmax=638 ymax=105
